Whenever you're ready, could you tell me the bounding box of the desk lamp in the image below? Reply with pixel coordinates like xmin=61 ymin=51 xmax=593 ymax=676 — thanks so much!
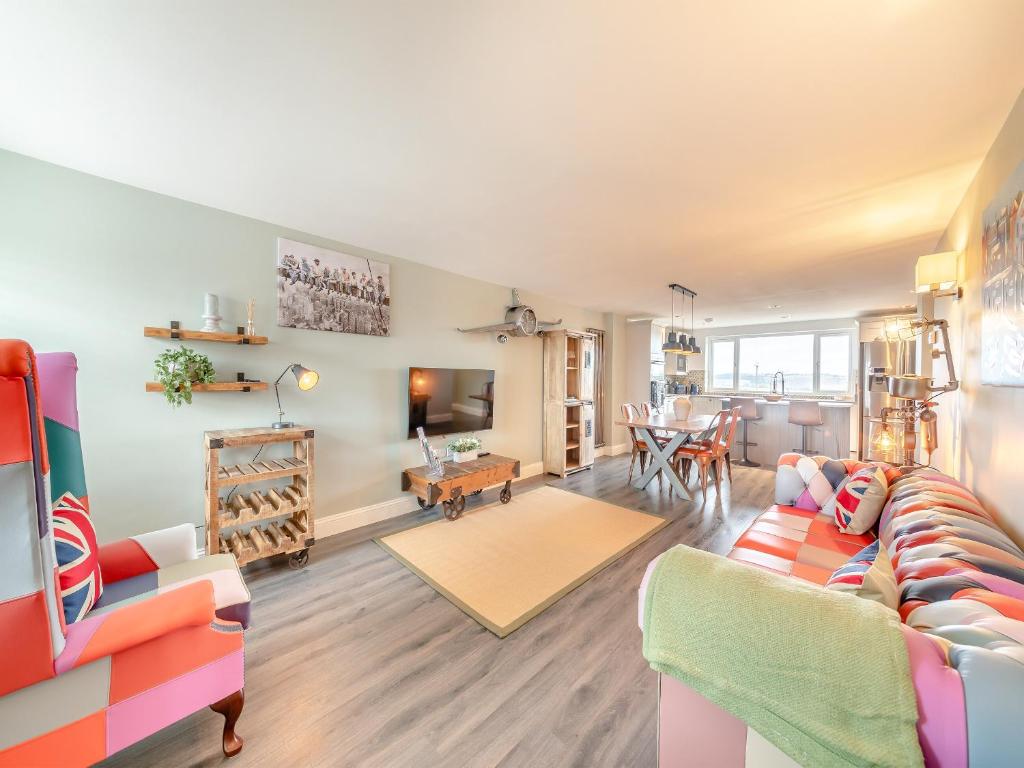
xmin=272 ymin=363 xmax=319 ymax=429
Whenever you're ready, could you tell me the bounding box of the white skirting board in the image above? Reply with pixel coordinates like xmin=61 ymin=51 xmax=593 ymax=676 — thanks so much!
xmin=316 ymin=460 xmax=545 ymax=539
xmin=597 ymin=442 xmax=631 ymax=458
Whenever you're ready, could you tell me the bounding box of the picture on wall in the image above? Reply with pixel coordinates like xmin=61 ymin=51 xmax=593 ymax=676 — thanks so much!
xmin=981 ymin=160 xmax=1024 ymax=385
xmin=276 ymin=237 xmax=391 ymax=336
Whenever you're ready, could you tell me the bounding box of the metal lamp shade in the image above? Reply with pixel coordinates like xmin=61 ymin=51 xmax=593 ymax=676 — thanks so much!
xmin=292 ymin=364 xmax=319 ymax=391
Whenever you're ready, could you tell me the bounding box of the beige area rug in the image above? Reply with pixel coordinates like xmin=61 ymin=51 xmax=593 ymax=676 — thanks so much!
xmin=376 ymin=485 xmax=667 ymax=637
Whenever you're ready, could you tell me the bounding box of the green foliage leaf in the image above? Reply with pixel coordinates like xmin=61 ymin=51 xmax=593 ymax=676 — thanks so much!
xmin=154 ymin=345 xmax=216 ymax=407
xmin=448 ymin=436 xmax=482 ymax=453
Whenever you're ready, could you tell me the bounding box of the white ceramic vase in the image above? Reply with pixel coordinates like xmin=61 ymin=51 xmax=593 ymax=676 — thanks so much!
xmin=452 ymin=449 xmax=479 ymax=463
xmin=673 ymin=396 xmax=693 ymax=421
xmin=202 ymin=293 xmax=222 ymax=332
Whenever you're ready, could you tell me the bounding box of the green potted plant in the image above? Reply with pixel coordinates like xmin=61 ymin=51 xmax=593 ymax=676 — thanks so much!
xmin=154 ymin=345 xmax=216 ymax=407
xmin=448 ymin=436 xmax=482 ymax=463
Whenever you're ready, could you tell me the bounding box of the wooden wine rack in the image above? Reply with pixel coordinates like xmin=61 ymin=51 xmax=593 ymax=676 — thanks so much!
xmin=204 ymin=426 xmax=315 ymax=569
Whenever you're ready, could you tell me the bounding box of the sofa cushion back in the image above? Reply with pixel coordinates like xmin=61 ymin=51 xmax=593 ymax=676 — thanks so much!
xmin=0 ymin=340 xmax=67 ymax=697
xmin=775 ymin=453 xmax=892 ymax=512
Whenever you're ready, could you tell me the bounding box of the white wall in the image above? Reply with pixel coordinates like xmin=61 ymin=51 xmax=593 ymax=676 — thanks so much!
xmin=0 ymin=150 xmax=617 ymax=541
xmin=932 ymin=88 xmax=1024 ymax=545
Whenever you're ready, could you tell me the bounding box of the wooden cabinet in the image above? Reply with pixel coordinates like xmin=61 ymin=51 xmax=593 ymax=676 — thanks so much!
xmin=543 ymin=330 xmax=597 ymax=476
xmin=204 ymin=426 xmax=315 ymax=569
xmin=579 ymin=335 xmax=595 ymax=402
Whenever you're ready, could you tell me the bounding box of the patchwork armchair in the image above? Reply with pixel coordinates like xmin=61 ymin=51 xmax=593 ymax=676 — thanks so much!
xmin=0 ymin=341 xmax=251 ymax=767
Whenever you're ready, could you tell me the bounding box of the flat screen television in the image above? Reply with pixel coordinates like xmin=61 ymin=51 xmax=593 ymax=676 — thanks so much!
xmin=408 ymin=367 xmax=495 ymax=438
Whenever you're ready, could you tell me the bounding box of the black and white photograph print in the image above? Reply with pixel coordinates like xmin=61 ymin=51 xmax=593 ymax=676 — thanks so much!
xmin=276 ymin=237 xmax=391 ymax=336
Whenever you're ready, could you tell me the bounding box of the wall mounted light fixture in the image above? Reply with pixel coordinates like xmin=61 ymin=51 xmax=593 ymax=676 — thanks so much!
xmin=915 ymin=251 xmax=962 ymax=299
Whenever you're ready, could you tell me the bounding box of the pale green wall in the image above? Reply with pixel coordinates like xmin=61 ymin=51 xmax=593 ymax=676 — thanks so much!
xmin=0 ymin=150 xmax=613 ymax=541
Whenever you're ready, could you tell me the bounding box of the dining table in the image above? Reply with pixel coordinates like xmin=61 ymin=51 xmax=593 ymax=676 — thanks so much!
xmin=613 ymin=413 xmax=715 ymax=496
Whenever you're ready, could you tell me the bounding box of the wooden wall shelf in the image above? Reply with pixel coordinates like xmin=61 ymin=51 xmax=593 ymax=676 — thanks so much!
xmin=145 ymin=381 xmax=267 ymax=393
xmin=144 ymin=325 xmax=269 ymax=345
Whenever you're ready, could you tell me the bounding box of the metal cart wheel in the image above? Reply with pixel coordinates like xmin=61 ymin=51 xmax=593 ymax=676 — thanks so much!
xmin=418 ymin=497 xmax=436 ymax=510
xmin=499 ymin=485 xmax=512 ymax=504
xmin=288 ymin=548 xmax=310 ymax=569
xmin=443 ymin=493 xmax=467 ymax=520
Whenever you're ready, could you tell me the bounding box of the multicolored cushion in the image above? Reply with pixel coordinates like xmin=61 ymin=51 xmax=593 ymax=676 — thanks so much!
xmin=825 ymin=540 xmax=898 ymax=610
xmin=53 ymin=492 xmax=103 ymax=623
xmin=825 ymin=465 xmax=889 ymax=535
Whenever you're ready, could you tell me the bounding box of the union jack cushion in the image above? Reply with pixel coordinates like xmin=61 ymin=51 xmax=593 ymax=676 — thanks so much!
xmin=824 ymin=465 xmax=889 ymax=535
xmin=53 ymin=492 xmax=103 ymax=623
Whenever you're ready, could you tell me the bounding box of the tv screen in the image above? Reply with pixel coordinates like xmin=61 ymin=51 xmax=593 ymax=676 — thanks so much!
xmin=408 ymin=367 xmax=494 ymax=438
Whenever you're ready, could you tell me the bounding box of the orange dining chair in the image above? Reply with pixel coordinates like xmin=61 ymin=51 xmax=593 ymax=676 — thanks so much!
xmin=674 ymin=407 xmax=741 ymax=495
xmin=622 ymin=403 xmax=650 ymax=483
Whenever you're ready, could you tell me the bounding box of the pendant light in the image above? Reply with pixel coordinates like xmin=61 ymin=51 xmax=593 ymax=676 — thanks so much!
xmin=662 ymin=285 xmax=684 ymax=355
xmin=676 ymin=286 xmax=694 ymax=355
xmin=686 ymin=289 xmax=701 ymax=355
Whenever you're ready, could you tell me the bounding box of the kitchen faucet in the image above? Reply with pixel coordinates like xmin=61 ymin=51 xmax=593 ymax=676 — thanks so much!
xmin=770 ymin=371 xmax=786 ymax=398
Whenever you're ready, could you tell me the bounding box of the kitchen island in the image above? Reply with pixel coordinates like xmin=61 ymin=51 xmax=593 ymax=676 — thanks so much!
xmin=663 ymin=394 xmax=854 ymax=466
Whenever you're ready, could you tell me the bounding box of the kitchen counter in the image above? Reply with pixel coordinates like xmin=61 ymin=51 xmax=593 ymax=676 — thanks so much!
xmin=673 ymin=393 xmax=852 ymax=405
xmin=663 ymin=393 xmax=854 ymax=463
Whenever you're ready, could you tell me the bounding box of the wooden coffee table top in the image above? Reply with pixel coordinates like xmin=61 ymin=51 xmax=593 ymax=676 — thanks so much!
xmin=402 ymin=453 xmax=519 ymax=484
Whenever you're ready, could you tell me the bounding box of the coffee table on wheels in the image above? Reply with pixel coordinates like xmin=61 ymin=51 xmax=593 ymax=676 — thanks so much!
xmin=401 ymin=454 xmax=520 ymax=520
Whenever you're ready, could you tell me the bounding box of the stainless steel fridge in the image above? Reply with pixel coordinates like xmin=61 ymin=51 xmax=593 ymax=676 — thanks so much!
xmin=858 ymin=338 xmax=916 ymax=463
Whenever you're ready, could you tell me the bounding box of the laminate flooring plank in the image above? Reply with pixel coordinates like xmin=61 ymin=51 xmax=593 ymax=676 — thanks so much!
xmin=98 ymin=458 xmax=774 ymax=768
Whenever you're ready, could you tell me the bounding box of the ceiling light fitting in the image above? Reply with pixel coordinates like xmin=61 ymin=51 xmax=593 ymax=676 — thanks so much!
xmin=663 ymin=283 xmax=701 ymax=356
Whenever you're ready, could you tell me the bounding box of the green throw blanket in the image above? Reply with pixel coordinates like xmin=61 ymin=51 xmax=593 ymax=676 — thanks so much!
xmin=642 ymin=546 xmax=923 ymax=768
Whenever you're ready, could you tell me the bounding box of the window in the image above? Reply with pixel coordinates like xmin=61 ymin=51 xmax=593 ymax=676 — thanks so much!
xmin=706 ymin=329 xmax=854 ymax=396
xmin=710 ymin=340 xmax=735 ymax=389
xmin=738 ymin=335 xmax=813 ymax=392
xmin=818 ymin=334 xmax=851 ymax=393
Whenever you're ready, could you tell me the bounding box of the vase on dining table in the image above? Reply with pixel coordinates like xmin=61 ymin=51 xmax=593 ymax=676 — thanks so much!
xmin=672 ymin=395 xmax=692 ymax=421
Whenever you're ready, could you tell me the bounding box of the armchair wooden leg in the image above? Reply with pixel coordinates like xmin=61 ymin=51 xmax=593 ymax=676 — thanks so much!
xmin=711 ymin=461 xmax=722 ymax=495
xmin=210 ymin=689 xmax=244 ymax=757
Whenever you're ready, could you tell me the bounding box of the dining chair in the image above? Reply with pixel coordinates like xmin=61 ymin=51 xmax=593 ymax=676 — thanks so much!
xmin=640 ymin=401 xmax=671 ymax=439
xmin=622 ymin=403 xmax=649 ymax=483
xmin=674 ymin=407 xmax=741 ymax=495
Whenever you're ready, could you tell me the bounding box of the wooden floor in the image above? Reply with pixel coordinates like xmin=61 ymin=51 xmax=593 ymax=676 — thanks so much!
xmin=100 ymin=455 xmax=774 ymax=768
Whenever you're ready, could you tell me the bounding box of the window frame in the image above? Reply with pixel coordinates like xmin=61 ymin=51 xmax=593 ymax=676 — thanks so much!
xmin=705 ymin=329 xmax=855 ymax=397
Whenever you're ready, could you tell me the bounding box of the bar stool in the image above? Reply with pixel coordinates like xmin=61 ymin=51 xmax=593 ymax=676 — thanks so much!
xmin=789 ymin=400 xmax=823 ymax=456
xmin=730 ymin=397 xmax=761 ymax=467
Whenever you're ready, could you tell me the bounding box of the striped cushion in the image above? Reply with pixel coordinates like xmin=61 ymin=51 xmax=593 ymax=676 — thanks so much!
xmin=825 ymin=540 xmax=898 ymax=610
xmin=53 ymin=492 xmax=103 ymax=623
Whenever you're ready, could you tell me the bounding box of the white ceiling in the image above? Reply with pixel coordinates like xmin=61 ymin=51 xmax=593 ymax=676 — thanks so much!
xmin=2 ymin=1 xmax=1023 ymax=327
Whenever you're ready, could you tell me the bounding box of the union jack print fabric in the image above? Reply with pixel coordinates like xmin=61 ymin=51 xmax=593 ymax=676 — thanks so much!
xmin=831 ymin=466 xmax=888 ymax=535
xmin=53 ymin=492 xmax=103 ymax=623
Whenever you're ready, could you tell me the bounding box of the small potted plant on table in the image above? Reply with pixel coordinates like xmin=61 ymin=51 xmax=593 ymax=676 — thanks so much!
xmin=448 ymin=436 xmax=482 ymax=463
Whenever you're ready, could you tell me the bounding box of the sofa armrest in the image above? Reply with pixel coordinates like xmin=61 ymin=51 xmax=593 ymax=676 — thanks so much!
xmin=56 ymin=580 xmax=215 ymax=674
xmin=98 ymin=523 xmax=197 ymax=583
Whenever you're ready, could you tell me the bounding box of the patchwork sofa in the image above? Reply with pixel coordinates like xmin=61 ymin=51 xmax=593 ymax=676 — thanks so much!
xmin=641 ymin=453 xmax=1024 ymax=768
xmin=0 ymin=341 xmax=251 ymax=767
